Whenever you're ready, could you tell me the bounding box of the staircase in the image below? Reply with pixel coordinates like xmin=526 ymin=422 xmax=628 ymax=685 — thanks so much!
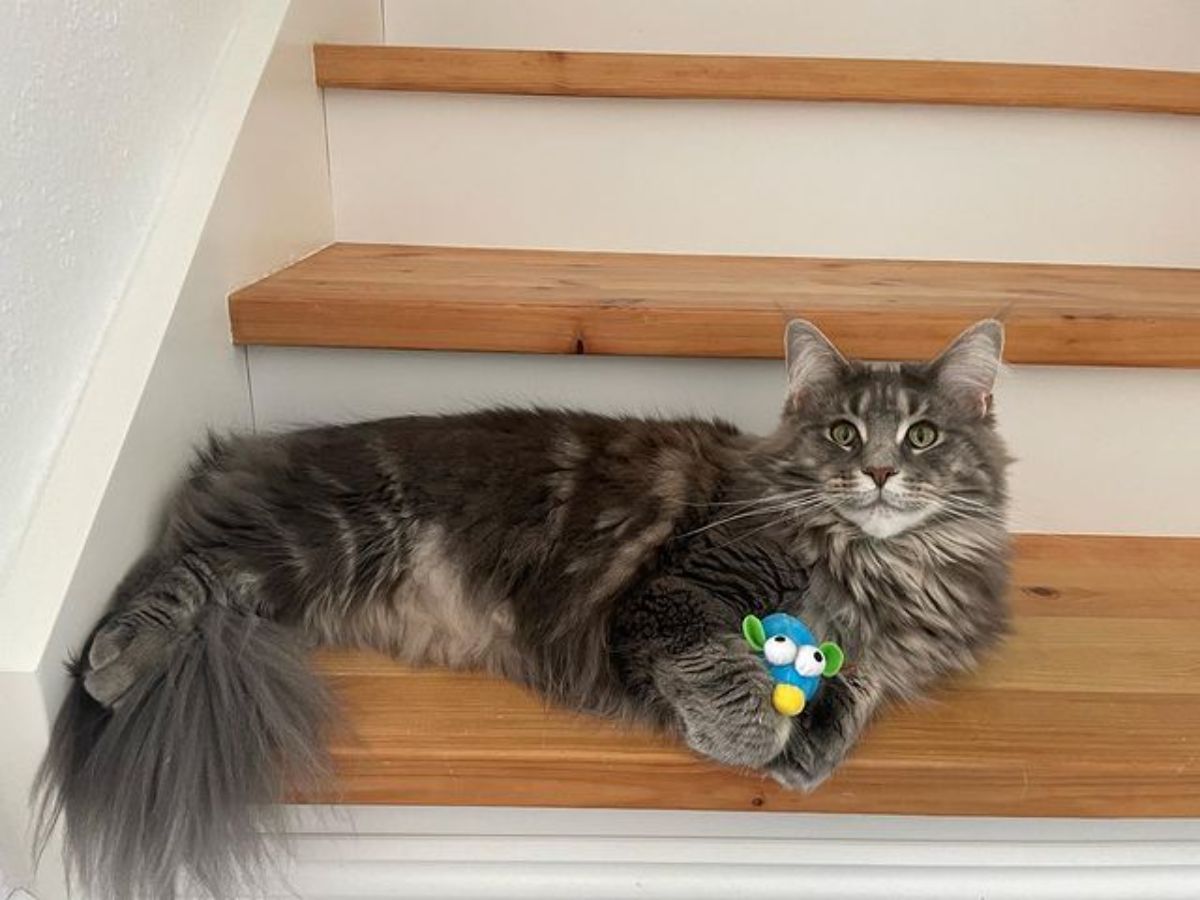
xmin=226 ymin=22 xmax=1200 ymax=824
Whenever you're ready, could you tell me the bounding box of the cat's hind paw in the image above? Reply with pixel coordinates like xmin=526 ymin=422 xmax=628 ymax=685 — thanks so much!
xmin=82 ymin=611 xmax=178 ymax=707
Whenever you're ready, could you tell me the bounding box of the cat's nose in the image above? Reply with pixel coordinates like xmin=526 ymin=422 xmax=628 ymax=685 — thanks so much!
xmin=863 ymin=466 xmax=897 ymax=487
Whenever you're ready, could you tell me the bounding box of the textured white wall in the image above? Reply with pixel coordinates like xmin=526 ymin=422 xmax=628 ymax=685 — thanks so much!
xmin=0 ymin=0 xmax=248 ymax=587
xmin=0 ymin=4 xmax=383 ymax=894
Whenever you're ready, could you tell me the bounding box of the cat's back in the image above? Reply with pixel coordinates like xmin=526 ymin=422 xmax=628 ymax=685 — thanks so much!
xmin=198 ymin=407 xmax=743 ymax=520
xmin=369 ymin=407 xmax=749 ymax=589
xmin=166 ymin=408 xmax=748 ymax=600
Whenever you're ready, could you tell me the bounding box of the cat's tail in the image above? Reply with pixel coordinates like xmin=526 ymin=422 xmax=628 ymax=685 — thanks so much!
xmin=33 ymin=558 xmax=334 ymax=900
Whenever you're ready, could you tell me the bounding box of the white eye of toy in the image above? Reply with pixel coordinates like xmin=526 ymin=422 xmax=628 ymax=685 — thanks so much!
xmin=794 ymin=645 xmax=825 ymax=677
xmin=763 ymin=635 xmax=798 ymax=665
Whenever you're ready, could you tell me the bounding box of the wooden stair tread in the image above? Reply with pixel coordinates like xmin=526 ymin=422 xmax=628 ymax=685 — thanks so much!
xmin=310 ymin=535 xmax=1200 ymax=817
xmin=313 ymin=45 xmax=1200 ymax=117
xmin=230 ymin=243 xmax=1200 ymax=367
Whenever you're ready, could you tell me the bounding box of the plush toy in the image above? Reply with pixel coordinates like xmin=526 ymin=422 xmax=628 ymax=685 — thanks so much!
xmin=742 ymin=613 xmax=845 ymax=717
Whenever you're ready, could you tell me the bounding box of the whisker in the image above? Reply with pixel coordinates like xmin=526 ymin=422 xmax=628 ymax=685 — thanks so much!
xmin=679 ymin=494 xmax=828 ymax=539
xmin=707 ymin=498 xmax=833 ymax=552
xmin=682 ymin=489 xmax=816 ymax=509
xmin=678 ymin=503 xmax=802 ymax=538
xmin=933 ymin=503 xmax=1004 ymax=525
xmin=941 ymin=498 xmax=1002 ymax=515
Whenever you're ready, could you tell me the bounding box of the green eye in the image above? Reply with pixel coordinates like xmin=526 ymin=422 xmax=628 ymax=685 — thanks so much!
xmin=829 ymin=421 xmax=859 ymax=447
xmin=906 ymin=421 xmax=939 ymax=449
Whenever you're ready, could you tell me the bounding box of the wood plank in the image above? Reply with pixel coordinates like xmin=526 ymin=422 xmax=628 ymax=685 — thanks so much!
xmin=306 ymin=535 xmax=1200 ymax=817
xmin=313 ymin=45 xmax=1200 ymax=117
xmin=230 ymin=243 xmax=1200 ymax=368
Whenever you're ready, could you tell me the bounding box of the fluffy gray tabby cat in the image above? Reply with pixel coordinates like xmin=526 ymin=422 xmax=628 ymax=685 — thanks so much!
xmin=36 ymin=319 xmax=1011 ymax=898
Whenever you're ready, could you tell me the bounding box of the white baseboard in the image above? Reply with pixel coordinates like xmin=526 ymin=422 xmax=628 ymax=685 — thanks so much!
xmin=266 ymin=806 xmax=1200 ymax=900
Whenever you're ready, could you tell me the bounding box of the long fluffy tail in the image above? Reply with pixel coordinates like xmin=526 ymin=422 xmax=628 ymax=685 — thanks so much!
xmin=34 ymin=599 xmax=334 ymax=899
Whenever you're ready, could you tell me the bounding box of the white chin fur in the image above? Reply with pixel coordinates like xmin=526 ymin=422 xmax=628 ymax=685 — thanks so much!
xmin=845 ymin=504 xmax=932 ymax=539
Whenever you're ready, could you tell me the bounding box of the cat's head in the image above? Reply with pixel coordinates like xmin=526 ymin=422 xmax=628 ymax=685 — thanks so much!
xmin=765 ymin=319 xmax=1009 ymax=540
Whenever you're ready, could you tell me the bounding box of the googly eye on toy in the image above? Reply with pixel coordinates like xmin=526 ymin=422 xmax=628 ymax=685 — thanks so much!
xmin=763 ymin=634 xmax=798 ymax=666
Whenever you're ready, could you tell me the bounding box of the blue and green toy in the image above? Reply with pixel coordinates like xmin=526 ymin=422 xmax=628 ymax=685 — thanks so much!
xmin=742 ymin=613 xmax=845 ymax=717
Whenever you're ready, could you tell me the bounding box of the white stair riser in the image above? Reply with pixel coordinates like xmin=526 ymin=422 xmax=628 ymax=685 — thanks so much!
xmin=259 ymin=805 xmax=1200 ymax=900
xmin=326 ymin=92 xmax=1200 ymax=267
xmin=247 ymin=348 xmax=1200 ymax=536
xmin=381 ymin=0 xmax=1200 ymax=70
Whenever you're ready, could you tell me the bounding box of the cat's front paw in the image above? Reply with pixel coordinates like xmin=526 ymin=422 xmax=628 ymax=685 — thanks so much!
xmin=767 ymin=736 xmax=841 ymax=792
xmin=658 ymin=644 xmax=793 ymax=770
xmin=766 ymin=677 xmax=866 ymax=790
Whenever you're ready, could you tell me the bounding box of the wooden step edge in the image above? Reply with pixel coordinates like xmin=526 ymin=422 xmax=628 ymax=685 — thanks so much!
xmin=313 ymin=45 xmax=1200 ymax=116
xmin=228 ymin=244 xmax=1200 ymax=368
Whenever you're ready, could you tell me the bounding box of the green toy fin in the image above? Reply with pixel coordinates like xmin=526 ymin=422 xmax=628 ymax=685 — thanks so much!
xmin=742 ymin=615 xmax=766 ymax=650
xmin=819 ymin=641 xmax=845 ymax=677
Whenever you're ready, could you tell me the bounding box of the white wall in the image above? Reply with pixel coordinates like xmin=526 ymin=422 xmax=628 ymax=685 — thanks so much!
xmin=0 ymin=0 xmax=251 ymax=595
xmin=0 ymin=1 xmax=291 ymax=675
xmin=35 ymin=0 xmax=383 ymax=688
xmin=0 ymin=3 xmax=382 ymax=895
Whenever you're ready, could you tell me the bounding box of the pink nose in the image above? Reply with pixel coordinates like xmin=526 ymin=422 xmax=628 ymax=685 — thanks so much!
xmin=864 ymin=466 xmax=897 ymax=487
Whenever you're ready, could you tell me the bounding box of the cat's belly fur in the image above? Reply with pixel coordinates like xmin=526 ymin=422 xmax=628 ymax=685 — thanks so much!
xmin=307 ymin=524 xmax=525 ymax=678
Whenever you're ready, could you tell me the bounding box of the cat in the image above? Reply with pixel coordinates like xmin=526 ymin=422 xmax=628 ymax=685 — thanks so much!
xmin=35 ymin=319 xmax=1011 ymax=899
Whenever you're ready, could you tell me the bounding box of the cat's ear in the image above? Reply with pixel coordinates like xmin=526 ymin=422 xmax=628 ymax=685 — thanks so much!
xmin=929 ymin=319 xmax=1004 ymax=417
xmin=785 ymin=319 xmax=849 ymax=408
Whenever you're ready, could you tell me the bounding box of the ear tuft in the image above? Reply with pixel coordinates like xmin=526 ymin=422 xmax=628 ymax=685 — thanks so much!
xmin=785 ymin=319 xmax=849 ymax=406
xmin=930 ymin=319 xmax=1004 ymax=416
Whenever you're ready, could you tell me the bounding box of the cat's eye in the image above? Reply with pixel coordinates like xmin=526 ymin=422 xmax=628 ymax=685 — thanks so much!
xmin=906 ymin=421 xmax=939 ymax=450
xmin=829 ymin=421 xmax=859 ymax=447
xmin=794 ymin=645 xmax=826 ymax=677
xmin=764 ymin=635 xmax=798 ymax=666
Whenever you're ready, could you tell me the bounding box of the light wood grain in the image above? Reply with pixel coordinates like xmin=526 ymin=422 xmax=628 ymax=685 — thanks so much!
xmin=312 ymin=45 xmax=1200 ymax=116
xmin=306 ymin=535 xmax=1200 ymax=817
xmin=229 ymin=243 xmax=1200 ymax=368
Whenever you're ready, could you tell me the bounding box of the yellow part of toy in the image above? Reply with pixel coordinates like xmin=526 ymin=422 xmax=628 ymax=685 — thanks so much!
xmin=772 ymin=683 xmax=806 ymax=717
